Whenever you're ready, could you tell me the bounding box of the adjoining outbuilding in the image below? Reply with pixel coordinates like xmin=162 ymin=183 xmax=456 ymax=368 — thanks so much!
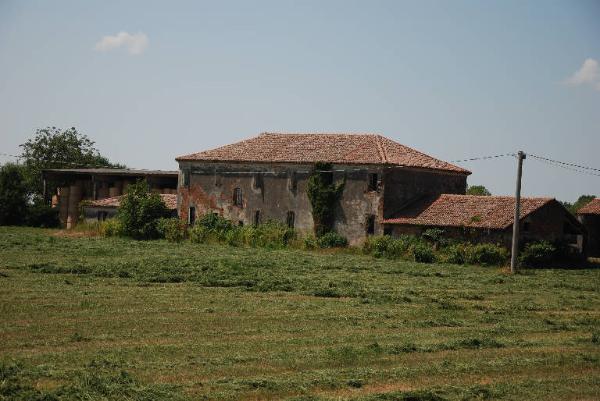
xmin=383 ymin=194 xmax=585 ymax=253
xmin=175 ymin=132 xmax=471 ymax=245
xmin=82 ymin=193 xmax=177 ymax=222
xmin=576 ymin=198 xmax=600 ymax=257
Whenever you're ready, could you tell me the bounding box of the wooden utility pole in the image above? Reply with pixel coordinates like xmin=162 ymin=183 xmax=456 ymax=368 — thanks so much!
xmin=510 ymin=151 xmax=526 ymax=273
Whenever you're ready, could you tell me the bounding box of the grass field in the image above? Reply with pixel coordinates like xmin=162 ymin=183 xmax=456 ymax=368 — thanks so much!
xmin=1 ymin=226 xmax=599 ymax=400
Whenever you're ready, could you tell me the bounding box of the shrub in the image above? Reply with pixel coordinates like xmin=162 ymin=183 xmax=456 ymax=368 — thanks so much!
xmin=317 ymin=231 xmax=348 ymax=248
xmin=157 ymin=218 xmax=187 ymax=242
xmin=465 ymin=243 xmax=508 ymax=266
xmin=243 ymin=220 xmax=295 ymax=248
xmin=411 ymin=243 xmax=435 ymax=263
xmin=100 ymin=218 xmax=123 ymax=237
xmin=519 ymin=241 xmax=556 ymax=267
xmin=117 ymin=180 xmax=170 ymax=239
xmin=443 ymin=243 xmax=467 ymax=265
xmin=307 ymin=162 xmax=345 ymax=237
xmin=303 ymin=235 xmax=318 ymax=250
xmin=0 ymin=163 xmax=28 ymax=226
xmin=363 ymin=235 xmax=405 ymax=259
xmin=422 ymin=228 xmax=445 ymax=244
xmin=24 ymin=199 xmax=59 ymax=228
xmin=189 ymin=224 xmax=211 ymax=244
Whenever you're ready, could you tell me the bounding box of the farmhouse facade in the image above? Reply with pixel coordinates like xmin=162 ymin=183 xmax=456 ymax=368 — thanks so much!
xmin=383 ymin=194 xmax=585 ymax=252
xmin=577 ymin=198 xmax=600 ymax=257
xmin=176 ymin=133 xmax=470 ymax=244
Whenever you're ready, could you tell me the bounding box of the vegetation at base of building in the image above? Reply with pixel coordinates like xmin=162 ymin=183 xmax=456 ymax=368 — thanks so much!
xmin=466 ymin=185 xmax=491 ymax=196
xmin=363 ymin=235 xmax=509 ymax=267
xmin=316 ymin=231 xmax=349 ymax=248
xmin=116 ymin=181 xmax=171 ymax=239
xmin=307 ymin=162 xmax=346 ymax=237
xmin=156 ymin=217 xmax=188 ymax=242
xmin=0 ymin=226 xmax=599 ymax=400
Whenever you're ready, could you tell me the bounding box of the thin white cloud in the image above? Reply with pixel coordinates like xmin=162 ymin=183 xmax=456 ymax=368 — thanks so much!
xmin=564 ymin=58 xmax=600 ymax=91
xmin=94 ymin=32 xmax=148 ymax=55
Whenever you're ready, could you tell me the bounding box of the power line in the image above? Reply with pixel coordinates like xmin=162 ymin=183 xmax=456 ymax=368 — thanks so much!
xmin=530 ymin=155 xmax=600 ymax=177
xmin=450 ymin=153 xmax=516 ymax=163
xmin=529 ymin=153 xmax=600 ymax=173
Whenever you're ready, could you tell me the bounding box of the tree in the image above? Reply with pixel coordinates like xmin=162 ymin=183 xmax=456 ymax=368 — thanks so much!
xmin=19 ymin=127 xmax=123 ymax=197
xmin=0 ymin=163 xmax=28 ymax=226
xmin=117 ymin=180 xmax=169 ymax=239
xmin=563 ymin=195 xmax=595 ymax=214
xmin=466 ymin=185 xmax=491 ymax=196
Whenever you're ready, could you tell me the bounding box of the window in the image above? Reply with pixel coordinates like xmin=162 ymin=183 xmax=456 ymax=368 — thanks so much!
xmin=321 ymin=171 xmax=333 ymax=185
xmin=254 ymin=210 xmax=261 ymax=226
xmin=367 ymin=173 xmax=378 ymax=192
xmin=286 ymin=211 xmax=295 ymax=229
xmin=366 ymin=214 xmax=375 ymax=235
xmin=182 ymin=170 xmax=190 ymax=187
xmin=188 ymin=206 xmax=196 ymax=225
xmin=233 ymin=188 xmax=243 ymax=207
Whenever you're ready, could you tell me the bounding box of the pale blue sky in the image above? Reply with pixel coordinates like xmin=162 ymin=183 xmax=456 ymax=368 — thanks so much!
xmin=1 ymin=0 xmax=599 ymax=202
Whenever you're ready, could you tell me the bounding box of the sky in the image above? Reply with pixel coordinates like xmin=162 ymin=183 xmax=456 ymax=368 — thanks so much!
xmin=0 ymin=0 xmax=599 ymax=202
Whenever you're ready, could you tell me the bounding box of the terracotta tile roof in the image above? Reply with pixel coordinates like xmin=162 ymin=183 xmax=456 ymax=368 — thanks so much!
xmin=86 ymin=194 xmax=177 ymax=210
xmin=577 ymin=198 xmax=600 ymax=215
xmin=176 ymin=132 xmax=470 ymax=174
xmin=383 ymin=194 xmax=555 ymax=229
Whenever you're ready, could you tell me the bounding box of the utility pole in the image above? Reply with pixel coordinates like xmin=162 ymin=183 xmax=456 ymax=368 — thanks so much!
xmin=510 ymin=151 xmax=526 ymax=273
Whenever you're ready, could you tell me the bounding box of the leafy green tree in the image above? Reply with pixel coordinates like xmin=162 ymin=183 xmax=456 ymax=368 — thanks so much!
xmin=0 ymin=163 xmax=28 ymax=225
xmin=466 ymin=185 xmax=491 ymax=196
xmin=307 ymin=162 xmax=345 ymax=237
xmin=117 ymin=180 xmax=169 ymax=239
xmin=19 ymin=127 xmax=123 ymax=197
xmin=563 ymin=195 xmax=596 ymax=214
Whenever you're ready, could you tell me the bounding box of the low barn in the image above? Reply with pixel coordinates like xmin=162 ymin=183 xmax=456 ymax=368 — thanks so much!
xmin=383 ymin=194 xmax=584 ymax=252
xmin=576 ymin=198 xmax=600 ymax=257
xmin=82 ymin=194 xmax=178 ymax=222
xmin=176 ymin=132 xmax=470 ymax=245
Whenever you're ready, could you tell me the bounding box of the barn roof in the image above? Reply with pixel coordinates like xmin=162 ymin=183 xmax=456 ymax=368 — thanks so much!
xmin=383 ymin=194 xmax=555 ymax=230
xmin=176 ymin=132 xmax=470 ymax=174
xmin=86 ymin=194 xmax=177 ymax=210
xmin=577 ymin=198 xmax=600 ymax=215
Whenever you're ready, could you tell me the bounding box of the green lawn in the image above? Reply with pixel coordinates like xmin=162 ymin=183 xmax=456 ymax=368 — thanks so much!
xmin=0 ymin=226 xmax=599 ymax=400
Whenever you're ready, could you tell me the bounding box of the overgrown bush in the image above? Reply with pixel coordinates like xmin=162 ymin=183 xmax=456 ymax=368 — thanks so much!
xmin=100 ymin=218 xmax=124 ymax=237
xmin=303 ymin=235 xmax=318 ymax=250
xmin=189 ymin=224 xmax=211 ymax=244
xmin=316 ymin=231 xmax=348 ymax=248
xmin=363 ymin=235 xmax=421 ymax=259
xmin=117 ymin=180 xmax=170 ymax=239
xmin=157 ymin=218 xmax=188 ymax=242
xmin=307 ymin=162 xmax=345 ymax=237
xmin=411 ymin=243 xmax=435 ymax=263
xmin=240 ymin=220 xmax=296 ymax=249
xmin=443 ymin=243 xmax=468 ymax=264
xmin=464 ymin=243 xmax=508 ymax=266
xmin=519 ymin=241 xmax=556 ymax=268
xmin=24 ymin=199 xmax=59 ymax=228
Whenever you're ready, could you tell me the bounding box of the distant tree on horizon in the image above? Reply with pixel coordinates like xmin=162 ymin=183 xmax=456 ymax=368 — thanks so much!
xmin=466 ymin=185 xmax=491 ymax=196
xmin=561 ymin=194 xmax=596 ymax=214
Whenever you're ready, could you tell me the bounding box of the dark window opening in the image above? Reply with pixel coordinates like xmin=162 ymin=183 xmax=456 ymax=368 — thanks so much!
xmin=238 ymin=220 xmax=244 ymax=227
xmin=366 ymin=214 xmax=376 ymax=235
xmin=182 ymin=170 xmax=190 ymax=187
xmin=189 ymin=206 xmax=196 ymax=225
xmin=367 ymin=173 xmax=378 ymax=191
xmin=286 ymin=211 xmax=295 ymax=229
xmin=233 ymin=188 xmax=243 ymax=207
xmin=320 ymin=171 xmax=333 ymax=185
xmin=254 ymin=210 xmax=261 ymax=226
xmin=384 ymin=226 xmax=392 ymax=236
xmin=523 ymin=221 xmax=530 ymax=232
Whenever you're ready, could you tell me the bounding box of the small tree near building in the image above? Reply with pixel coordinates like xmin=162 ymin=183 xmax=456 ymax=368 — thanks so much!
xmin=117 ymin=180 xmax=170 ymax=239
xmin=0 ymin=163 xmax=28 ymax=226
xmin=466 ymin=185 xmax=491 ymax=196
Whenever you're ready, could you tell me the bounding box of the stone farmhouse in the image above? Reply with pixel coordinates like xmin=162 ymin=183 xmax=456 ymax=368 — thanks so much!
xmin=577 ymin=198 xmax=600 ymax=257
xmin=175 ymin=132 xmax=470 ymax=245
xmin=383 ymin=194 xmax=584 ymax=252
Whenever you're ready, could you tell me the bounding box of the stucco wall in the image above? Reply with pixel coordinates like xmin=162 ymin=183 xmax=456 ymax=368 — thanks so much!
xmin=177 ymin=162 xmax=385 ymax=245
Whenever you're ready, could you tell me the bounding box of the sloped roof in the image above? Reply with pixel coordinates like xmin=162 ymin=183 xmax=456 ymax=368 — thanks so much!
xmin=577 ymin=198 xmax=600 ymax=215
xmin=86 ymin=194 xmax=177 ymax=210
xmin=42 ymin=168 xmax=178 ymax=177
xmin=383 ymin=194 xmax=555 ymax=229
xmin=176 ymin=133 xmax=470 ymax=174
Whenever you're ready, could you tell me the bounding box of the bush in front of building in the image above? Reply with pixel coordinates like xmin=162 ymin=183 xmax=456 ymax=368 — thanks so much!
xmin=157 ymin=218 xmax=188 ymax=242
xmin=316 ymin=231 xmax=348 ymax=248
xmin=363 ymin=235 xmax=417 ymax=259
xmin=24 ymin=199 xmax=59 ymax=228
xmin=463 ymin=243 xmax=509 ymax=266
xmin=519 ymin=241 xmax=557 ymax=268
xmin=117 ymin=181 xmax=170 ymax=240
xmin=411 ymin=242 xmax=436 ymax=263
xmin=100 ymin=218 xmax=124 ymax=237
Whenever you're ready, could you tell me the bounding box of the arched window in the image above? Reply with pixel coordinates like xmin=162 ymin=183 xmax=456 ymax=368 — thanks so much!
xmin=233 ymin=188 xmax=243 ymax=207
xmin=254 ymin=210 xmax=261 ymax=226
xmin=286 ymin=211 xmax=295 ymax=229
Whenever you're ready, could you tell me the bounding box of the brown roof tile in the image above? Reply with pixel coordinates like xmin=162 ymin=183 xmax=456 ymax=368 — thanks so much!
xmin=383 ymin=194 xmax=554 ymax=229
xmin=87 ymin=194 xmax=177 ymax=210
xmin=577 ymin=198 xmax=600 ymax=215
xmin=176 ymin=132 xmax=470 ymax=174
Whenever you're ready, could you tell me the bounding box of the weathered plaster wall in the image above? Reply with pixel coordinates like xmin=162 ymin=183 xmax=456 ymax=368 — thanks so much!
xmin=177 ymin=162 xmax=385 ymax=245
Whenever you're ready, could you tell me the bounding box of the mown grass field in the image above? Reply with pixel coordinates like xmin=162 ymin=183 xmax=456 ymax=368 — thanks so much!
xmin=1 ymin=226 xmax=599 ymax=400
